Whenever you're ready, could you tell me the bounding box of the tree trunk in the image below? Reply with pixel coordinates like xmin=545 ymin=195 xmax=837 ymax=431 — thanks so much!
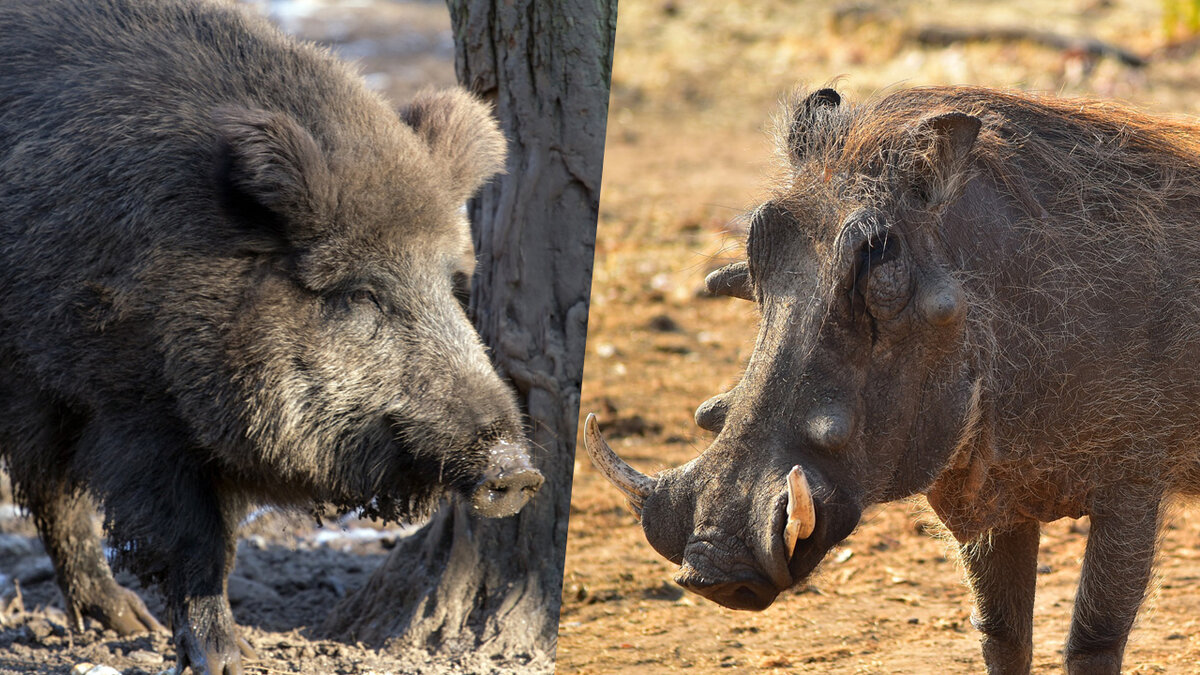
xmin=321 ymin=1 xmax=615 ymax=670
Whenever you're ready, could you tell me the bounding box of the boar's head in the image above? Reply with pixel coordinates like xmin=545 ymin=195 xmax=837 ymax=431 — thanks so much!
xmin=586 ymin=88 xmax=985 ymax=609
xmin=183 ymin=89 xmax=541 ymax=521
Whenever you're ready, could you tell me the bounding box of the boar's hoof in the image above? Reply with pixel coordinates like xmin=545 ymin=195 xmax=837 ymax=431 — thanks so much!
xmin=175 ymin=624 xmax=245 ymax=675
xmin=673 ymin=562 xmax=778 ymax=611
xmin=71 ymin=583 xmax=166 ymax=636
xmin=471 ymin=441 xmax=544 ymax=518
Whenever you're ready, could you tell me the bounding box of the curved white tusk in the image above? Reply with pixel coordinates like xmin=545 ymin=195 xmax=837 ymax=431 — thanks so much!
xmin=784 ymin=465 xmax=816 ymax=557
xmin=583 ymin=414 xmax=656 ymax=515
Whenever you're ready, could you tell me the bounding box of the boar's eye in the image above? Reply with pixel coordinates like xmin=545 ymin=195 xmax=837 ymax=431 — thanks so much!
xmin=348 ymin=289 xmax=382 ymax=312
xmin=452 ymin=270 xmax=471 ymax=311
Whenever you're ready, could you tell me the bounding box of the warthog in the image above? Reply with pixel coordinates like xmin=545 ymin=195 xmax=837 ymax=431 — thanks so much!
xmin=585 ymin=85 xmax=1200 ymax=674
xmin=0 ymin=1 xmax=542 ymax=673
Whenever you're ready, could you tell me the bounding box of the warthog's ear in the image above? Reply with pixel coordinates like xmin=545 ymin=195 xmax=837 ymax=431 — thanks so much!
xmin=214 ymin=106 xmax=335 ymax=243
xmin=401 ymin=88 xmax=507 ymax=203
xmin=787 ymin=87 xmax=842 ymax=163
xmin=912 ymin=111 xmax=981 ymax=206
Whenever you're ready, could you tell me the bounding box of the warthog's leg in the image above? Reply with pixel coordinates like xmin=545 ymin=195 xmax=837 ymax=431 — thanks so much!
xmin=961 ymin=520 xmax=1040 ymax=675
xmin=1064 ymin=491 xmax=1160 ymax=674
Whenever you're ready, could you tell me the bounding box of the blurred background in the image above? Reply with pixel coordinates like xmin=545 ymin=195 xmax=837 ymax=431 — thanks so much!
xmin=562 ymin=1 xmax=1200 ymax=673
xmin=242 ymin=0 xmax=456 ymax=101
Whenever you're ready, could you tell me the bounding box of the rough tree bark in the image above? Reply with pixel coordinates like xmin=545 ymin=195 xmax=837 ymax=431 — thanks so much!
xmin=321 ymin=0 xmax=615 ymax=670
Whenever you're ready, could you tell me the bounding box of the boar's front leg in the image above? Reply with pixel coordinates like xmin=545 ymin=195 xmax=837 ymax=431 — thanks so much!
xmin=1064 ymin=490 xmax=1160 ymax=674
xmin=101 ymin=448 xmax=252 ymax=675
xmin=24 ymin=483 xmax=166 ymax=635
xmin=158 ymin=479 xmax=255 ymax=675
xmin=961 ymin=520 xmax=1040 ymax=675
xmin=1 ymin=399 xmax=164 ymax=636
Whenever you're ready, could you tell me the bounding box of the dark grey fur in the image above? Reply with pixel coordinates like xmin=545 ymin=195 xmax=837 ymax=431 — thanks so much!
xmin=0 ymin=1 xmax=540 ymax=673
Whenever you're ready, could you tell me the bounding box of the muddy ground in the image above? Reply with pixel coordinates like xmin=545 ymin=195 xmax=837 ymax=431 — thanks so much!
xmin=561 ymin=0 xmax=1200 ymax=673
xmin=0 ymin=2 xmax=489 ymax=674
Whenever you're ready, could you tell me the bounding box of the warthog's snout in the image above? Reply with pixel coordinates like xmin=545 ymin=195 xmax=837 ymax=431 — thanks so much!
xmin=470 ymin=441 xmax=544 ymax=517
xmin=674 ymin=556 xmax=779 ymax=611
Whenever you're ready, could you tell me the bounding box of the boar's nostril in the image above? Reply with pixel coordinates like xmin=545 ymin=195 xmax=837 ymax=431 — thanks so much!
xmin=470 ymin=448 xmax=543 ymax=519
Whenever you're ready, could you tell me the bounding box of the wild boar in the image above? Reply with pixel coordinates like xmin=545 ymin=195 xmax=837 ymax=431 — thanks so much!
xmin=0 ymin=1 xmax=542 ymax=673
xmin=585 ymin=85 xmax=1200 ymax=674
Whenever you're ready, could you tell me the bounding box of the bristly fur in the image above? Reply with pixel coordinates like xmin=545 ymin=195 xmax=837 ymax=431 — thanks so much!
xmin=0 ymin=0 xmax=521 ymax=667
xmin=626 ymin=84 xmax=1200 ymax=669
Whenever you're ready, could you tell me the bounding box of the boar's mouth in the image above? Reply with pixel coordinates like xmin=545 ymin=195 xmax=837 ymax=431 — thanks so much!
xmin=584 ymin=414 xmax=861 ymax=611
xmin=375 ymin=416 xmax=542 ymax=520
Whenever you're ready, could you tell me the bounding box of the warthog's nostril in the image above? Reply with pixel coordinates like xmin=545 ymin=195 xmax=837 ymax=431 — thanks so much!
xmin=731 ymin=585 xmax=763 ymax=608
xmin=674 ymin=564 xmax=780 ymax=611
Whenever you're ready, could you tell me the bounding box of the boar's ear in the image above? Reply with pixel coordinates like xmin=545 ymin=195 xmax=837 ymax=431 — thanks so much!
xmin=911 ymin=111 xmax=981 ymax=207
xmin=214 ymin=106 xmax=335 ymax=243
xmin=400 ymin=88 xmax=507 ymax=202
xmin=787 ymin=87 xmax=841 ymax=162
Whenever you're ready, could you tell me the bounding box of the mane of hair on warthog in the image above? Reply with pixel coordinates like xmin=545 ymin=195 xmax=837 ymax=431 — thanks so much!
xmin=584 ymin=85 xmax=1200 ymax=675
xmin=0 ymin=1 xmax=542 ymax=673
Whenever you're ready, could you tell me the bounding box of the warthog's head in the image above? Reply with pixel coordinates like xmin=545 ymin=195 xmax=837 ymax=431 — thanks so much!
xmin=586 ymin=87 xmax=985 ymax=609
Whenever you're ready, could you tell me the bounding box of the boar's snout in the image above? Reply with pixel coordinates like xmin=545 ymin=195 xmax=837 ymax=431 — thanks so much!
xmin=470 ymin=440 xmax=544 ymax=518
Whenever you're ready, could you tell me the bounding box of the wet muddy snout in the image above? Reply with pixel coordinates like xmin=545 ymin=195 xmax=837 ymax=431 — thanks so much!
xmin=470 ymin=440 xmax=544 ymax=517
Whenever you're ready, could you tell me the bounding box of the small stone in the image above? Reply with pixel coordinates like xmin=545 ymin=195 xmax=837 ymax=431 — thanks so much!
xmin=227 ymin=575 xmax=280 ymax=607
xmin=127 ymin=649 xmax=163 ymax=665
xmin=26 ymin=618 xmax=53 ymax=640
xmin=72 ymin=666 xmax=121 ymax=675
xmin=646 ymin=313 xmax=681 ymax=332
xmin=0 ymin=533 xmax=37 ymax=557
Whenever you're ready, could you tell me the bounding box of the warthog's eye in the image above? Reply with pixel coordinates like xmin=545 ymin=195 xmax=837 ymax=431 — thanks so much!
xmin=851 ymin=230 xmax=912 ymax=322
xmin=854 ymin=231 xmax=899 ymax=286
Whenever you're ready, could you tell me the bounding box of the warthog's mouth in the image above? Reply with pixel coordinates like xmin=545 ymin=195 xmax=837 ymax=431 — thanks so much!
xmin=468 ymin=440 xmax=544 ymax=518
xmin=674 ymin=546 xmax=782 ymax=611
xmin=580 ymin=414 xmax=862 ymax=610
xmin=673 ymin=472 xmax=862 ymax=612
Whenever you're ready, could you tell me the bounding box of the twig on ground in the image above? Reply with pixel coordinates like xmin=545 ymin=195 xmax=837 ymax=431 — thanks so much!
xmin=913 ymin=25 xmax=1147 ymax=67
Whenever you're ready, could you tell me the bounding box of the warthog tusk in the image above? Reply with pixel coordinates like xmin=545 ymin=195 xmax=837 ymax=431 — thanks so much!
xmin=583 ymin=414 xmax=656 ymax=517
xmin=784 ymin=465 xmax=816 ymax=557
xmin=704 ymin=261 xmax=754 ymax=301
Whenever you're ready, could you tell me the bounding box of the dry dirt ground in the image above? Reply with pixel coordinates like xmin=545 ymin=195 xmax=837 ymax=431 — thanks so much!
xmin=561 ymin=0 xmax=1200 ymax=673
xmin=0 ymin=2 xmax=493 ymax=674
